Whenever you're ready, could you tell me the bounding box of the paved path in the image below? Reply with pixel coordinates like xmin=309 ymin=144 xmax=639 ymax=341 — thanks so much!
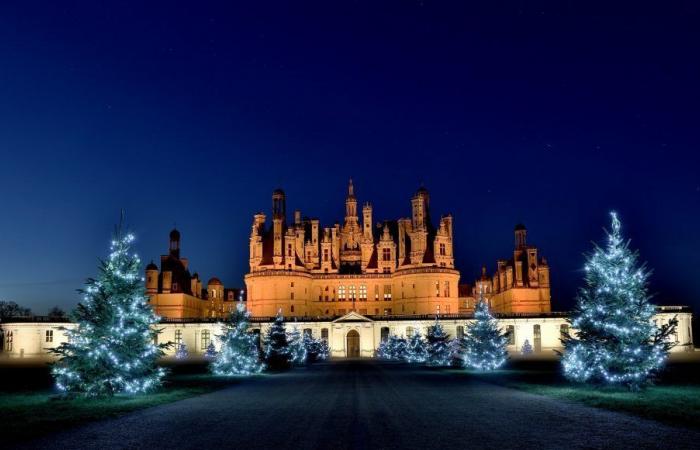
xmin=17 ymin=360 xmax=700 ymax=449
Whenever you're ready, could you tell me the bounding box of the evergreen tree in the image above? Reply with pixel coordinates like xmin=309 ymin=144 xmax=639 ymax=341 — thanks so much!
xmin=204 ymin=342 xmax=217 ymax=359
xmin=561 ymin=212 xmax=677 ymax=389
xmin=318 ymin=338 xmax=330 ymax=360
xmin=377 ymin=335 xmax=407 ymax=360
xmin=376 ymin=339 xmax=392 ymax=359
xmin=211 ymin=303 xmax=263 ymax=375
xmin=463 ymin=292 xmax=509 ymax=371
xmin=405 ymin=330 xmax=428 ymax=363
xmin=303 ymin=333 xmax=329 ymax=363
xmin=264 ymin=310 xmax=292 ymax=371
xmin=175 ymin=343 xmax=189 ymax=360
xmin=288 ymin=327 xmax=307 ymax=365
xmin=426 ymin=317 xmax=452 ymax=366
xmin=50 ymin=222 xmax=167 ymax=397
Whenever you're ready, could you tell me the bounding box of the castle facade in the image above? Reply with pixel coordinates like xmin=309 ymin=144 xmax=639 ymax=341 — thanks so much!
xmin=245 ymin=182 xmax=460 ymax=318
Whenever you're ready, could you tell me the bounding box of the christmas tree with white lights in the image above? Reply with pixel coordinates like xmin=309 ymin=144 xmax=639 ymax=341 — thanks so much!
xmin=51 ymin=221 xmax=166 ymax=397
xmin=426 ymin=317 xmax=452 ymax=366
xmin=377 ymin=335 xmax=407 ymax=360
xmin=288 ymin=327 xmax=307 ymax=365
xmin=463 ymin=291 xmax=508 ymax=371
xmin=175 ymin=343 xmax=189 ymax=360
xmin=264 ymin=310 xmax=293 ymax=371
xmin=211 ymin=302 xmax=263 ymax=376
xmin=318 ymin=338 xmax=330 ymax=360
xmin=561 ymin=212 xmax=677 ymax=390
xmin=405 ymin=329 xmax=428 ymax=363
xmin=303 ymin=333 xmax=329 ymax=363
xmin=204 ymin=342 xmax=217 ymax=359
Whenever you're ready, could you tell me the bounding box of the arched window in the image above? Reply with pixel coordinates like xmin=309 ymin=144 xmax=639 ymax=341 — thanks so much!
xmin=533 ymin=324 xmax=541 ymax=352
xmin=201 ymin=330 xmax=211 ymax=350
xmin=560 ymin=324 xmax=569 ymax=340
xmin=506 ymin=325 xmax=515 ymax=345
xmin=5 ymin=331 xmax=13 ymax=351
xmin=381 ymin=327 xmax=390 ymax=342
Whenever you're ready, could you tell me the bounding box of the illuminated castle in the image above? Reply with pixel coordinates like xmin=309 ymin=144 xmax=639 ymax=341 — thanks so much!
xmin=245 ymin=182 xmax=553 ymax=318
xmin=144 ymin=229 xmax=242 ymax=319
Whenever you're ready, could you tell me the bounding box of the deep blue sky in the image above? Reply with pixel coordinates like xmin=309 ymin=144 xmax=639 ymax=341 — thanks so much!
xmin=0 ymin=1 xmax=698 ymax=315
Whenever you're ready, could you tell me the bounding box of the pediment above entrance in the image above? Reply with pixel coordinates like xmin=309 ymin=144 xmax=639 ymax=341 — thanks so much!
xmin=332 ymin=311 xmax=373 ymax=323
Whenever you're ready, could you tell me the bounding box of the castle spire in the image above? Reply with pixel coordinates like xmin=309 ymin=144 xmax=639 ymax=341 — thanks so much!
xmin=345 ymin=178 xmax=357 ymax=219
xmin=348 ymin=178 xmax=355 ymax=198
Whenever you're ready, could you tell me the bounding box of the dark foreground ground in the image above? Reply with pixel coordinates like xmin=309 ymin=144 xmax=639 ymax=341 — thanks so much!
xmin=11 ymin=359 xmax=700 ymax=450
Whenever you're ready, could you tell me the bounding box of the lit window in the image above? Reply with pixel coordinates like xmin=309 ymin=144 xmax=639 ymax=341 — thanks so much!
xmin=436 ymin=281 xmax=440 ymax=297
xmin=338 ymin=286 xmax=346 ymax=301
xmin=45 ymin=330 xmax=53 ymax=343
xmin=374 ymin=285 xmax=379 ymax=300
xmin=6 ymin=331 xmax=13 ymax=351
xmin=201 ymin=330 xmax=210 ymax=349
xmin=175 ymin=329 xmax=183 ymax=345
xmin=349 ymin=285 xmax=356 ymax=301
xmin=359 ymin=285 xmax=367 ymax=301
xmin=383 ymin=285 xmax=392 ymax=301
xmin=444 ymin=281 xmax=450 ymax=297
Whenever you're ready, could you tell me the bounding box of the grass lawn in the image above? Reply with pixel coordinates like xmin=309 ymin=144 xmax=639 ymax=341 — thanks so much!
xmin=0 ymin=361 xmax=250 ymax=443
xmin=458 ymin=354 xmax=700 ymax=429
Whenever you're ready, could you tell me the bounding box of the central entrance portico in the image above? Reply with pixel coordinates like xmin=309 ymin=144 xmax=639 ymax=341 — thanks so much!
xmin=332 ymin=312 xmax=374 ymax=358
xmin=346 ymin=330 xmax=360 ymax=357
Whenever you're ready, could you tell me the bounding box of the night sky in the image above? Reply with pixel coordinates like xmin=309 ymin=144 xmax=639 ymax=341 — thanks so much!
xmin=0 ymin=1 xmax=698 ymax=315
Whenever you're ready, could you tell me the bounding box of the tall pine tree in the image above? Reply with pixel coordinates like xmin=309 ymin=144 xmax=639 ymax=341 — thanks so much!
xmin=287 ymin=327 xmax=307 ymax=365
xmin=426 ymin=317 xmax=452 ymax=366
xmin=264 ymin=310 xmax=292 ymax=371
xmin=561 ymin=212 xmax=677 ymax=389
xmin=463 ymin=291 xmax=508 ymax=371
xmin=211 ymin=302 xmax=264 ymax=376
xmin=405 ymin=329 xmax=428 ymax=363
xmin=51 ymin=221 xmax=166 ymax=397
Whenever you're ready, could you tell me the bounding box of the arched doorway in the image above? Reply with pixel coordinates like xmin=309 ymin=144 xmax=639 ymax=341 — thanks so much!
xmin=346 ymin=330 xmax=360 ymax=357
